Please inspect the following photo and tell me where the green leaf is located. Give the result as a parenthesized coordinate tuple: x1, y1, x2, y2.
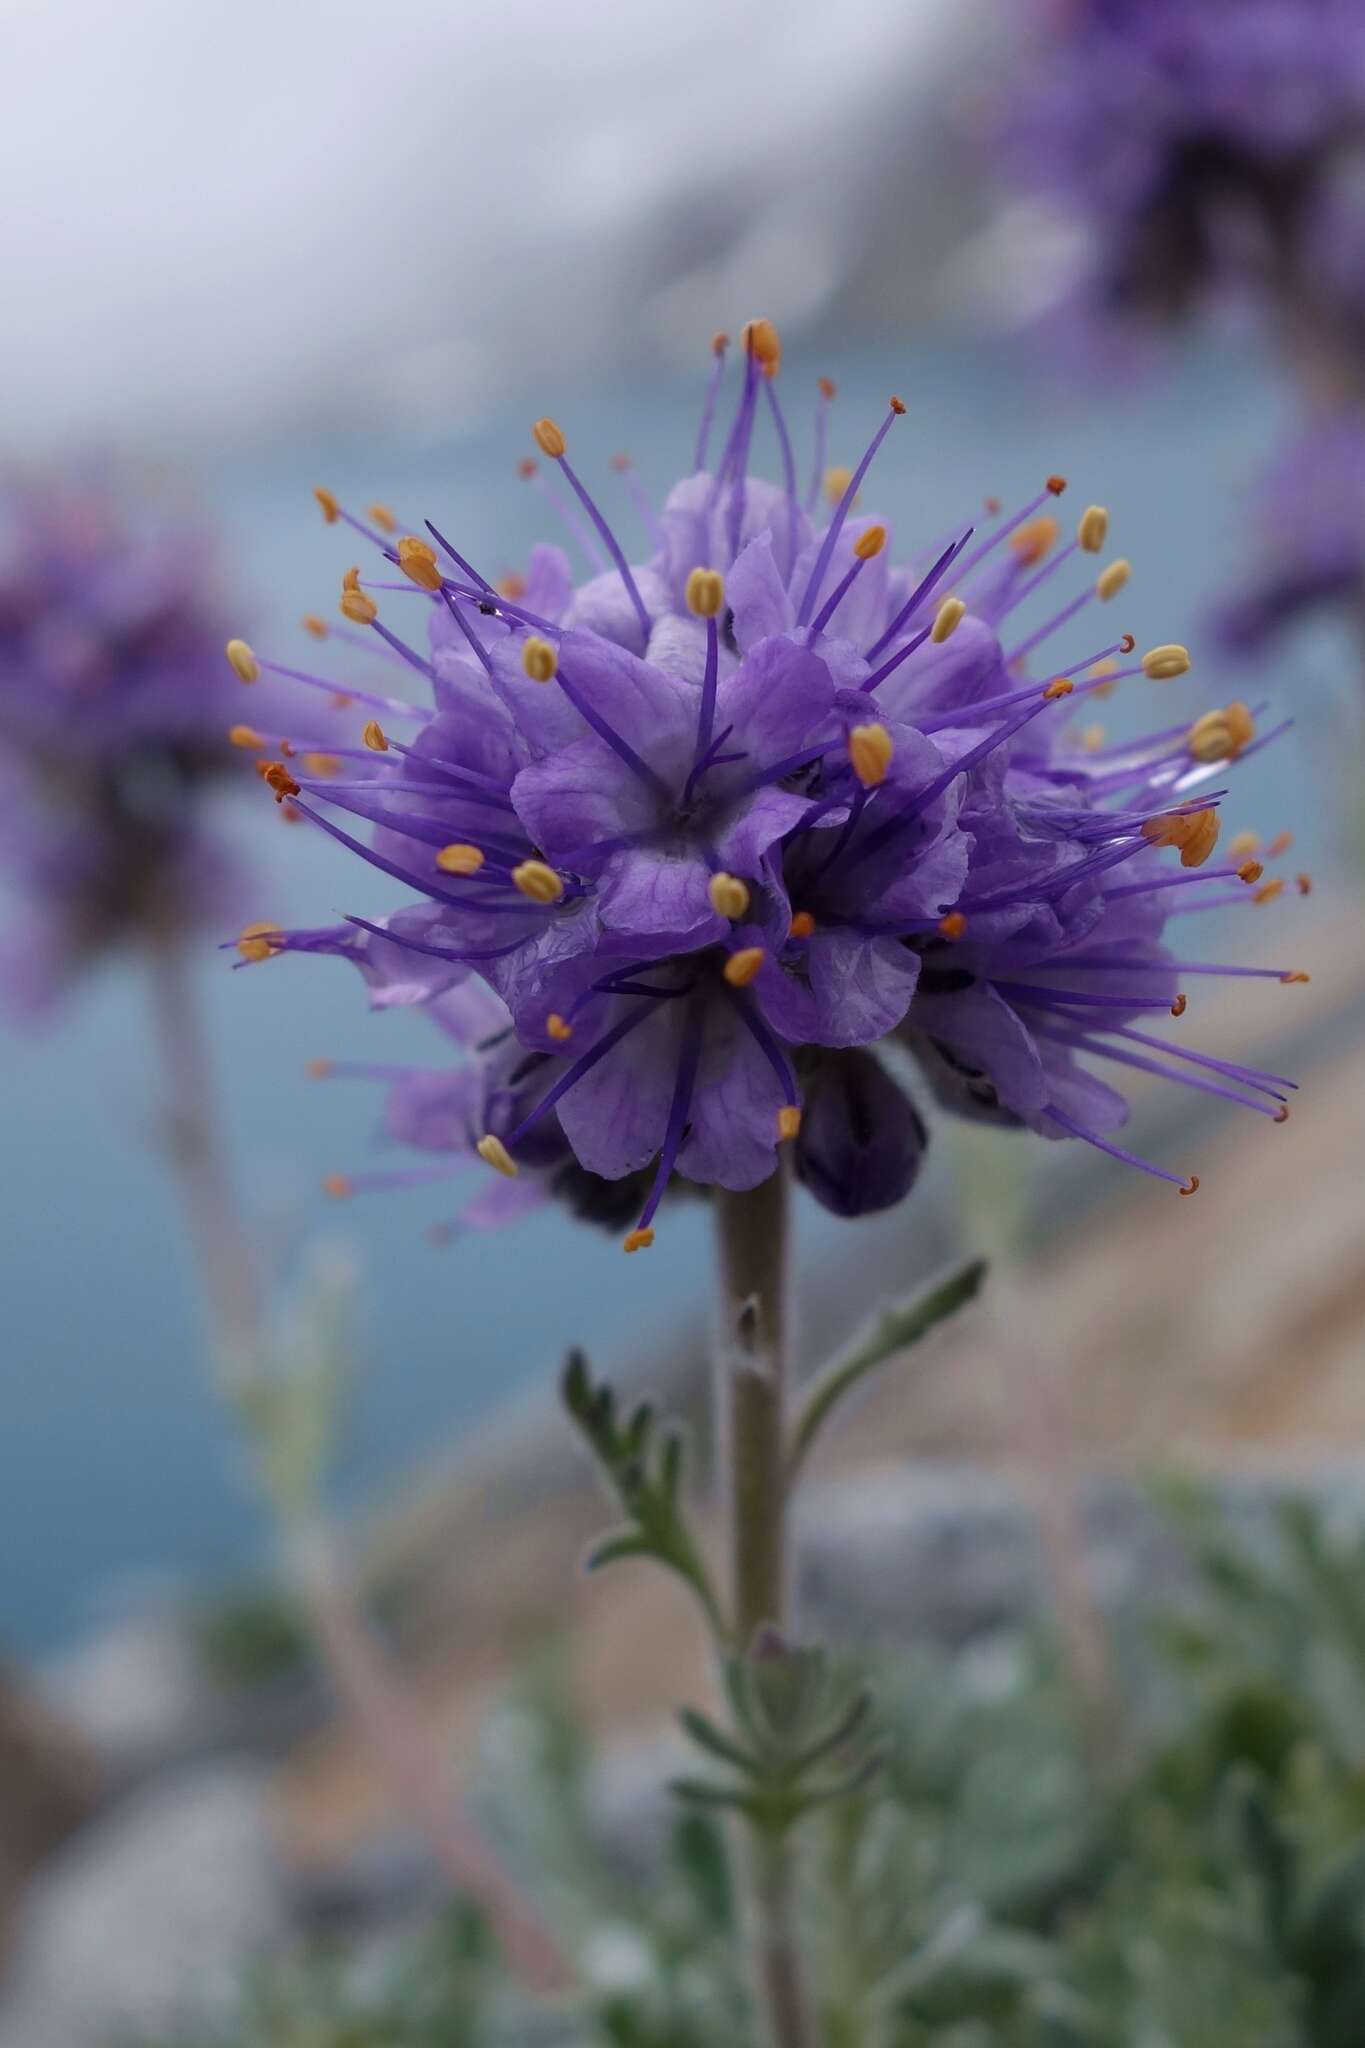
(788, 1258, 986, 1477)
(677, 1707, 763, 1775)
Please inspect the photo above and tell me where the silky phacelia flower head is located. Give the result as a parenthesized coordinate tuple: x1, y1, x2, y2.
(0, 474, 248, 1007)
(1214, 408, 1365, 652)
(999, 0, 1365, 339)
(232, 322, 1305, 1247)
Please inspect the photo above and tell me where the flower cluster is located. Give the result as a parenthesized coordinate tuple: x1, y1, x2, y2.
(1214, 408, 1365, 652)
(231, 323, 1304, 1248)
(999, 0, 1365, 337)
(0, 475, 247, 1007)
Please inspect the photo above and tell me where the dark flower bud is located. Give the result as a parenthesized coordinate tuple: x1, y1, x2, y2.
(795, 1049, 927, 1219)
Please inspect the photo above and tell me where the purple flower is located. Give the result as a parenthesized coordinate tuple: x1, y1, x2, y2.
(1213, 409, 1365, 652)
(0, 474, 250, 1007)
(234, 324, 1304, 1243)
(999, 0, 1365, 332)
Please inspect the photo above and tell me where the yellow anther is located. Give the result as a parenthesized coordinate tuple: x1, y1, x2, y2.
(712, 331, 730, 357)
(314, 487, 340, 524)
(1077, 504, 1109, 552)
(367, 503, 397, 533)
(302, 752, 341, 778)
(824, 464, 854, 506)
(623, 1227, 655, 1253)
(853, 523, 887, 561)
(1186, 701, 1255, 762)
(547, 1013, 573, 1042)
(777, 1106, 802, 1141)
(1237, 861, 1265, 884)
(685, 567, 725, 618)
(1010, 515, 1059, 566)
(890, 396, 907, 415)
(532, 417, 566, 459)
(789, 911, 816, 939)
(1228, 829, 1261, 857)
(723, 946, 765, 988)
(396, 534, 435, 563)
(1143, 807, 1220, 868)
(260, 761, 300, 800)
(931, 596, 966, 643)
(1266, 829, 1293, 857)
(435, 842, 485, 876)
(476, 1134, 518, 1178)
(1043, 677, 1074, 700)
(848, 721, 893, 787)
(341, 588, 378, 625)
(1253, 877, 1284, 905)
(1171, 993, 1187, 1017)
(301, 614, 329, 640)
(322, 1173, 353, 1198)
(1096, 559, 1131, 601)
(512, 859, 564, 905)
(225, 638, 260, 683)
(742, 317, 782, 376)
(399, 551, 442, 591)
(306, 1058, 334, 1078)
(497, 571, 527, 598)
(1280, 971, 1310, 984)
(228, 724, 264, 749)
(362, 720, 389, 752)
(1080, 723, 1105, 752)
(938, 912, 967, 940)
(708, 872, 751, 920)
(236, 921, 283, 963)
(342, 566, 361, 591)
(521, 635, 558, 682)
(1142, 642, 1191, 680)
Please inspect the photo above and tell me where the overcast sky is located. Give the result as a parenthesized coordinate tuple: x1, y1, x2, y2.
(0, 0, 975, 453)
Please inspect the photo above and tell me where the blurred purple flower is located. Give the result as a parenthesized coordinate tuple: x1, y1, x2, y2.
(0, 474, 252, 1007)
(1213, 408, 1365, 651)
(234, 325, 1304, 1244)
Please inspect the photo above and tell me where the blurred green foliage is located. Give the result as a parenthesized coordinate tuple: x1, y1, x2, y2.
(138, 1485, 1365, 2047)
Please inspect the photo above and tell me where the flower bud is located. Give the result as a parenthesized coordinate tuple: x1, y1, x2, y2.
(795, 1049, 928, 1219)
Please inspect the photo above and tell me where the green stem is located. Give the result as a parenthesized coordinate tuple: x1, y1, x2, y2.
(714, 1169, 819, 2048)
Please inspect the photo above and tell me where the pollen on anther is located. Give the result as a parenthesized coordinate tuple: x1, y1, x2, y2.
(547, 1013, 573, 1043)
(789, 911, 816, 940)
(1142, 642, 1191, 681)
(362, 720, 389, 752)
(228, 724, 263, 748)
(1011, 516, 1059, 566)
(512, 859, 564, 905)
(306, 1058, 333, 1079)
(521, 635, 558, 682)
(777, 1106, 801, 1141)
(931, 596, 966, 643)
(1046, 473, 1067, 495)
(1237, 861, 1264, 884)
(341, 589, 378, 625)
(938, 912, 967, 940)
(1096, 560, 1131, 601)
(368, 503, 396, 533)
(724, 947, 765, 988)
(1253, 878, 1284, 905)
(302, 753, 341, 778)
(323, 1173, 352, 1199)
(314, 487, 340, 524)
(853, 524, 887, 561)
(1171, 993, 1187, 1017)
(260, 762, 300, 801)
(1178, 1175, 1200, 1197)
(1280, 971, 1311, 984)
(236, 921, 283, 963)
(708, 872, 750, 920)
(712, 331, 729, 357)
(848, 721, 893, 787)
(824, 465, 855, 506)
(1267, 830, 1293, 857)
(685, 568, 725, 618)
(225, 638, 260, 683)
(397, 536, 442, 591)
(890, 395, 907, 415)
(742, 318, 782, 375)
(1043, 677, 1074, 700)
(1078, 504, 1108, 552)
(476, 1135, 518, 1178)
(436, 843, 484, 876)
(532, 418, 567, 459)
(623, 1227, 655, 1253)
(302, 614, 328, 640)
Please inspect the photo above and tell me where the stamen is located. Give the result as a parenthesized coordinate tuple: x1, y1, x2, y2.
(1253, 878, 1283, 905)
(864, 528, 973, 664)
(686, 568, 725, 617)
(931, 596, 966, 643)
(778, 1106, 801, 1141)
(396, 536, 443, 592)
(1046, 475, 1067, 495)
(314, 488, 340, 523)
(236, 921, 283, 963)
(307, 1059, 334, 1078)
(341, 588, 378, 626)
(225, 639, 260, 683)
(302, 615, 329, 639)
(1078, 505, 1108, 552)
(228, 724, 263, 748)
(362, 720, 389, 751)
(323, 1173, 352, 1197)
(260, 762, 301, 802)
(1045, 1103, 1195, 1191)
(938, 912, 967, 939)
(1043, 677, 1074, 700)
(529, 417, 652, 642)
(511, 860, 564, 905)
(1296, 873, 1313, 896)
(624, 1229, 655, 1253)
(789, 911, 816, 939)
(811, 529, 883, 634)
(694, 332, 730, 471)
(436, 843, 484, 876)
(301, 753, 341, 778)
(368, 503, 397, 533)
(1171, 993, 1187, 1016)
(806, 379, 835, 513)
(1142, 643, 1191, 680)
(547, 1013, 573, 1042)
(708, 873, 751, 919)
(742, 318, 782, 376)
(848, 722, 893, 787)
(724, 947, 765, 988)
(476, 1135, 518, 1178)
(1096, 560, 1131, 601)
(1228, 829, 1260, 857)
(824, 466, 854, 506)
(522, 635, 558, 682)
(1187, 702, 1255, 761)
(1267, 830, 1293, 857)
(796, 399, 905, 626)
(1142, 807, 1219, 867)
(624, 996, 708, 1250)
(1009, 515, 1059, 567)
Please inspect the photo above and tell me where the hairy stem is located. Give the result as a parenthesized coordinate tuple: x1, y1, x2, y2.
(145, 939, 569, 1994)
(714, 1168, 819, 2048)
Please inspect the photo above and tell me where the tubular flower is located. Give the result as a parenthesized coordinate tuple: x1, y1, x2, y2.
(0, 475, 251, 1007)
(998, 0, 1365, 340)
(238, 324, 1302, 1241)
